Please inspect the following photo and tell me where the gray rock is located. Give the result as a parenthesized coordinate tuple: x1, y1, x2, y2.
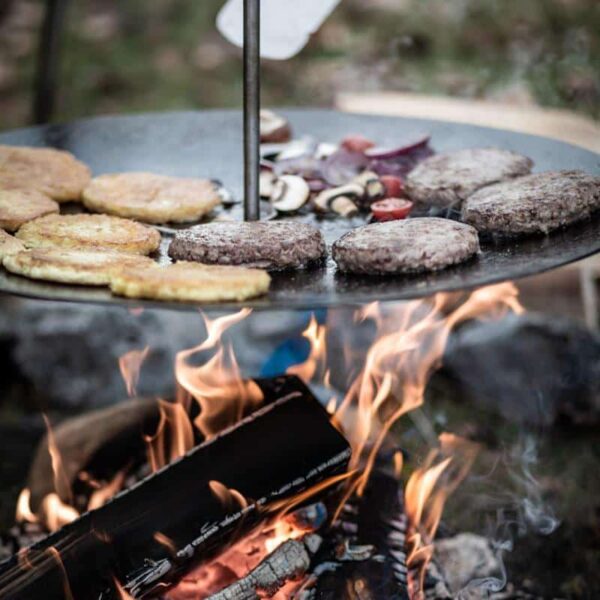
(0, 298, 308, 411)
(1, 299, 203, 409)
(435, 533, 501, 596)
(440, 313, 600, 427)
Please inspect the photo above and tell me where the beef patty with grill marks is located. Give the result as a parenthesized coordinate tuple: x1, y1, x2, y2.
(168, 221, 326, 270)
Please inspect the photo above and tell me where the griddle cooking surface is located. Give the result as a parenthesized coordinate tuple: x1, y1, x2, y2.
(0, 109, 598, 312)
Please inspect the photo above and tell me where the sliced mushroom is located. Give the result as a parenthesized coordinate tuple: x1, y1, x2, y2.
(353, 170, 385, 201)
(260, 109, 292, 143)
(314, 182, 364, 216)
(316, 142, 338, 160)
(211, 179, 236, 205)
(331, 196, 359, 217)
(260, 169, 277, 199)
(271, 175, 310, 213)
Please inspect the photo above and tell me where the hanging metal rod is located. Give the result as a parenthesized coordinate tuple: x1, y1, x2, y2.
(243, 0, 261, 221)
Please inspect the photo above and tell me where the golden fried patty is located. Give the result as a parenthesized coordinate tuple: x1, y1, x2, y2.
(3, 248, 156, 286)
(110, 261, 270, 303)
(0, 188, 59, 232)
(15, 214, 161, 255)
(0, 145, 91, 202)
(82, 172, 221, 224)
(0, 229, 25, 260)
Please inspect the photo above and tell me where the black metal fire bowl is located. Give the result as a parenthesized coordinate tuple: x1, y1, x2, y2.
(0, 109, 598, 312)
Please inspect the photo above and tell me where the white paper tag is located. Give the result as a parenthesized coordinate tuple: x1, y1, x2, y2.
(217, 0, 341, 60)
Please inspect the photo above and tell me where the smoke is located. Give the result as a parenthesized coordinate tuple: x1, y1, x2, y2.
(507, 435, 560, 537)
(456, 434, 559, 597)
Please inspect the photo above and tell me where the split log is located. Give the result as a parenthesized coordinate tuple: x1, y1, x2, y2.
(0, 377, 350, 600)
(207, 535, 321, 600)
(28, 398, 161, 511)
(26, 374, 304, 511)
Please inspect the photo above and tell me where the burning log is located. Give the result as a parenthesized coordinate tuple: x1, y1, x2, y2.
(0, 377, 350, 600)
(27, 398, 161, 511)
(310, 470, 411, 600)
(206, 535, 322, 600)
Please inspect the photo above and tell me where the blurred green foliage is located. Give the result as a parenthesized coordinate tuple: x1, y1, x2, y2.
(0, 0, 597, 129)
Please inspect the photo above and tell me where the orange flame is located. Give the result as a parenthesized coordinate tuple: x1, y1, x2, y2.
(154, 531, 178, 556)
(405, 433, 479, 597)
(145, 400, 195, 473)
(15, 489, 38, 524)
(43, 414, 72, 505)
(40, 494, 79, 532)
(47, 546, 74, 600)
(15, 283, 524, 600)
(287, 314, 327, 383)
(119, 346, 150, 397)
(330, 282, 521, 501)
(175, 310, 263, 439)
(88, 470, 128, 511)
(209, 480, 248, 511)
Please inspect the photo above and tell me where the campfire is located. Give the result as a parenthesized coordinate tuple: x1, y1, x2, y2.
(1, 283, 526, 599)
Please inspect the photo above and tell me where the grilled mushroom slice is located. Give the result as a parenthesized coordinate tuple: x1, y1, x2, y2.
(353, 171, 385, 202)
(271, 175, 310, 213)
(314, 183, 364, 217)
(260, 109, 292, 143)
(260, 168, 277, 199)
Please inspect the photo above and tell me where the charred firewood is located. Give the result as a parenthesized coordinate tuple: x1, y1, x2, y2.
(422, 559, 452, 599)
(27, 375, 306, 512)
(309, 470, 410, 600)
(407, 536, 452, 599)
(0, 377, 350, 600)
(206, 534, 321, 600)
(27, 398, 161, 511)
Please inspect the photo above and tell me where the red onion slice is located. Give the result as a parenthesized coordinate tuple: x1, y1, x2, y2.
(364, 134, 431, 160)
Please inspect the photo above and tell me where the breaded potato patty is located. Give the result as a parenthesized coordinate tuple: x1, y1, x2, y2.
(3, 248, 156, 286)
(82, 172, 221, 224)
(15, 214, 161, 255)
(0, 188, 59, 231)
(0, 145, 91, 202)
(0, 229, 25, 260)
(110, 261, 271, 303)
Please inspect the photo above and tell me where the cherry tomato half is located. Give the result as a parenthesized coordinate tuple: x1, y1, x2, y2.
(371, 198, 413, 221)
(341, 135, 376, 153)
(380, 175, 404, 198)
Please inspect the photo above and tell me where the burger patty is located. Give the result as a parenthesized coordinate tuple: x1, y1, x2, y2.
(168, 221, 326, 270)
(405, 148, 533, 208)
(462, 170, 600, 235)
(332, 217, 480, 275)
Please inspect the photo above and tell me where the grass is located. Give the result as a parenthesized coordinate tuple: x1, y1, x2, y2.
(0, 0, 598, 130)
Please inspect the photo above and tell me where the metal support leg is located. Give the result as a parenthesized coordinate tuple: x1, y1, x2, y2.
(33, 0, 69, 124)
(243, 0, 261, 221)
